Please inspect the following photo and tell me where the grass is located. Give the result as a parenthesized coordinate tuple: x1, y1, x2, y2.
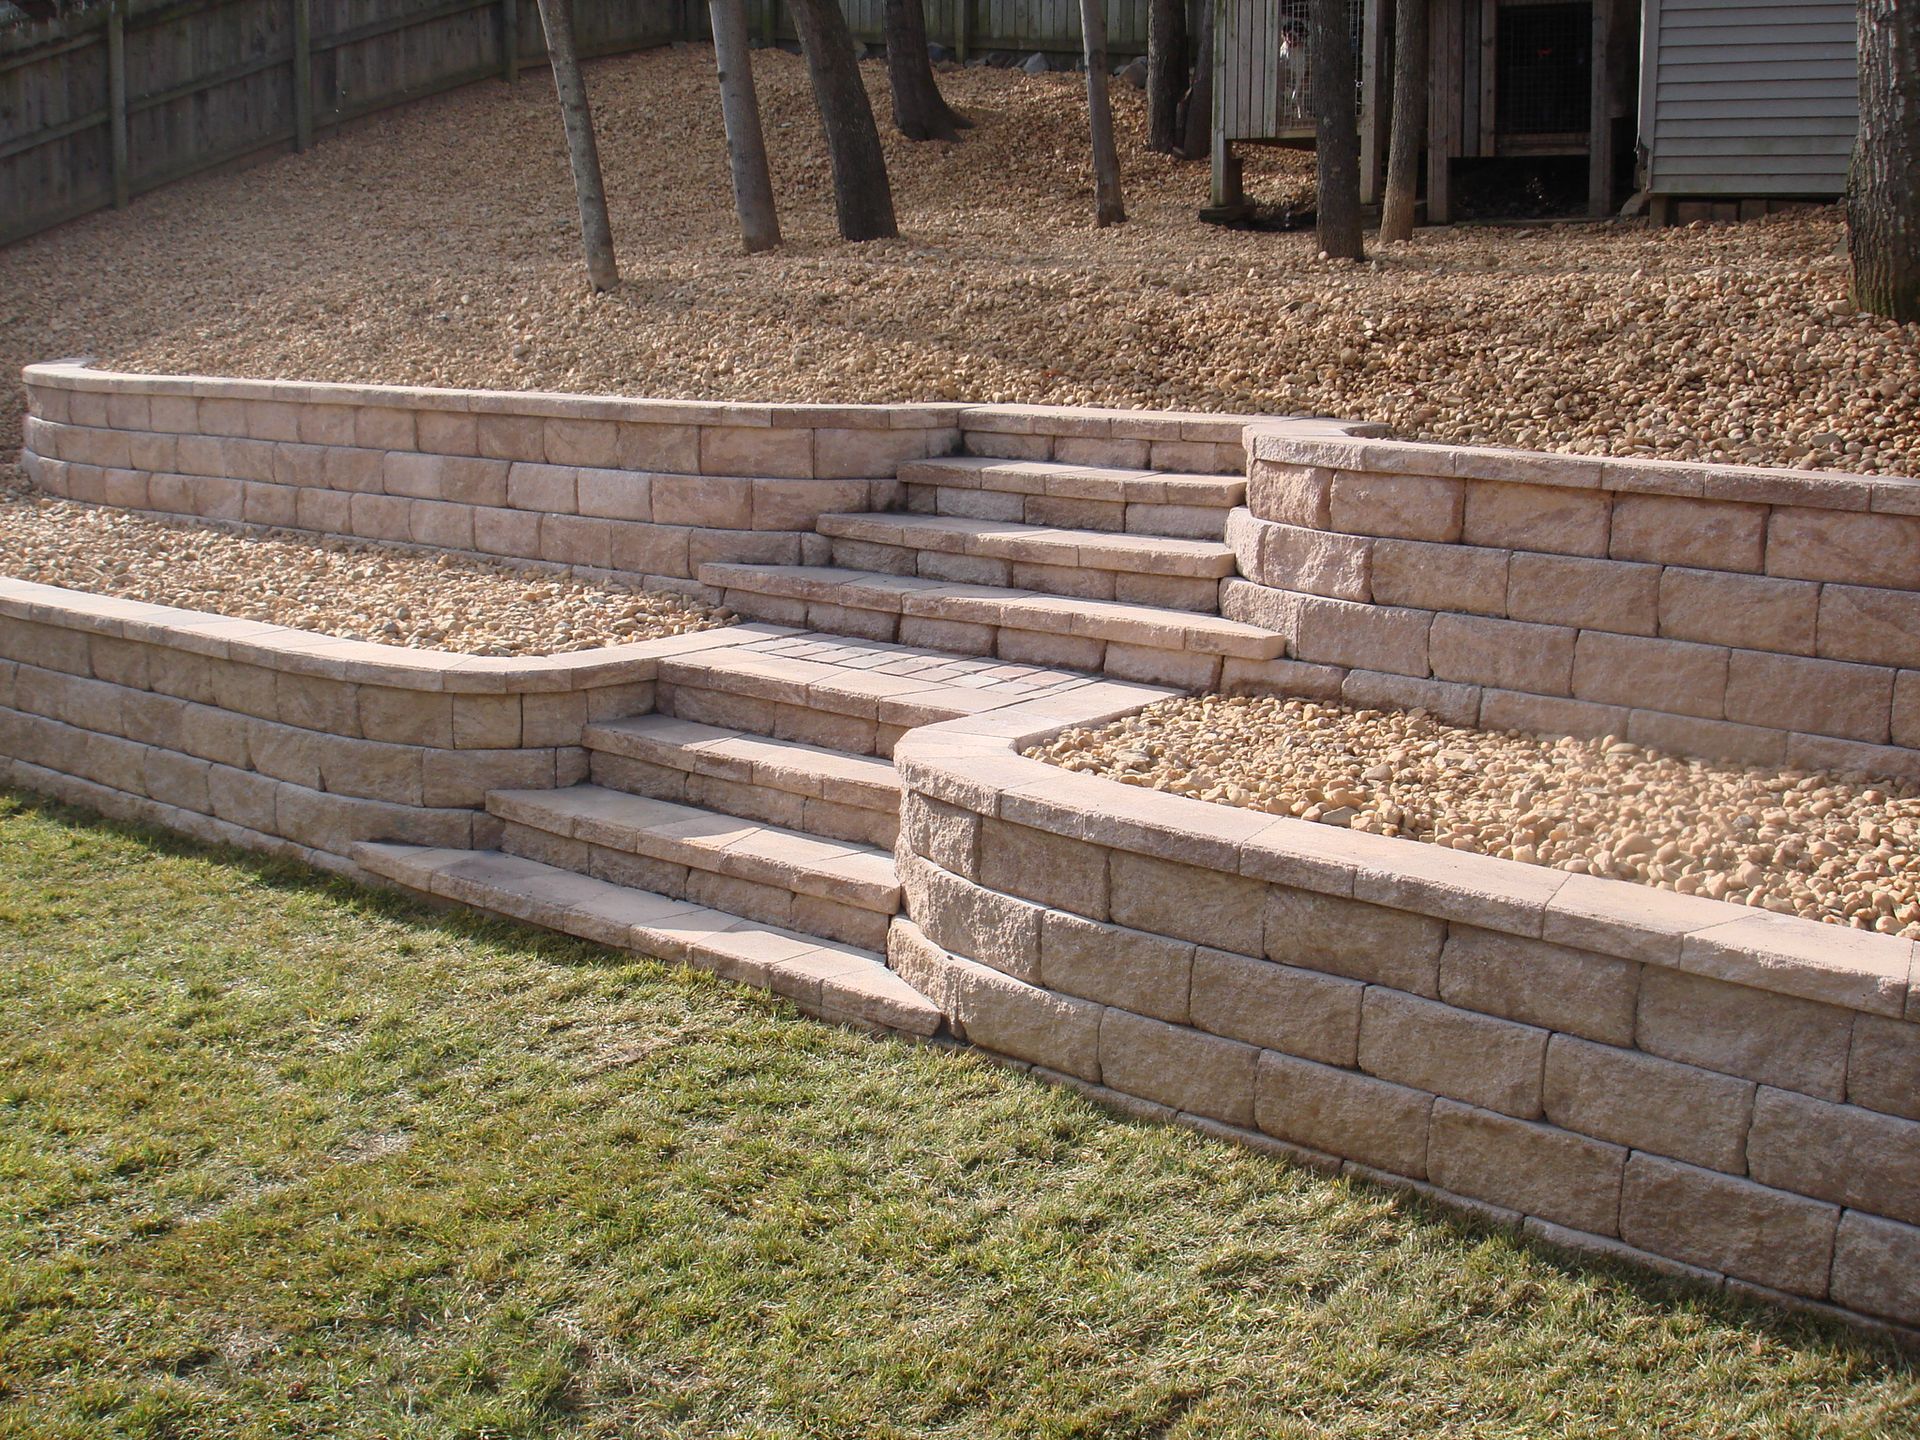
(0, 790, 1915, 1439)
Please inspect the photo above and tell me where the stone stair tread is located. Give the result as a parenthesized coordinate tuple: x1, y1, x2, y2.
(352, 843, 940, 1036)
(585, 714, 902, 811)
(699, 564, 1286, 660)
(488, 784, 902, 912)
(815, 512, 1237, 576)
(900, 456, 1245, 505)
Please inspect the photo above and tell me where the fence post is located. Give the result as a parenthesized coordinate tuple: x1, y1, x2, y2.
(293, 0, 313, 150)
(956, 0, 971, 61)
(107, 0, 128, 207)
(503, 0, 519, 81)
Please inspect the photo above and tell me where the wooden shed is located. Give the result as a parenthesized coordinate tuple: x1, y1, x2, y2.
(1638, 0, 1857, 220)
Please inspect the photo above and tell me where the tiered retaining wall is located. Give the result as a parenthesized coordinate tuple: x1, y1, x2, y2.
(1226, 426, 1920, 778)
(888, 708, 1920, 1339)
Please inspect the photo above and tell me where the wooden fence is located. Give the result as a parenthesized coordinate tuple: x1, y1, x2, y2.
(0, 0, 1149, 248)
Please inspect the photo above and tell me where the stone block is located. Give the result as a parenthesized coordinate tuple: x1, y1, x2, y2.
(1723, 650, 1892, 744)
(611, 522, 693, 578)
(1248, 517, 1374, 602)
(1099, 1009, 1259, 1125)
(654, 474, 754, 529)
(149, 394, 200, 435)
(1572, 631, 1728, 719)
(127, 431, 180, 474)
(507, 462, 577, 513)
(1054, 436, 1150, 469)
(385, 453, 510, 507)
(1188, 948, 1362, 1066)
(964, 429, 1053, 462)
(1477, 689, 1627, 742)
(1619, 1153, 1837, 1297)
(1251, 464, 1328, 526)
(699, 425, 812, 479)
(1429, 613, 1576, 696)
(540, 515, 613, 569)
(1543, 1034, 1754, 1172)
(977, 817, 1109, 920)
(1428, 1099, 1626, 1235)
(1040, 909, 1195, 1023)
(1506, 553, 1659, 636)
(1635, 966, 1852, 1101)
(422, 748, 557, 808)
(1768, 507, 1920, 590)
(1328, 470, 1464, 542)
(1255, 1050, 1433, 1178)
(995, 628, 1105, 671)
(219, 436, 277, 482)
(1438, 926, 1638, 1045)
(1830, 1212, 1920, 1326)
(752, 477, 867, 531)
(1288, 595, 1433, 677)
(900, 791, 979, 875)
(1747, 1086, 1920, 1225)
(1462, 481, 1611, 558)
(545, 418, 620, 469)
(815, 426, 938, 479)
(416, 410, 479, 456)
(358, 687, 454, 747)
(1817, 585, 1920, 670)
(1108, 849, 1265, 955)
(899, 853, 1042, 981)
(322, 446, 386, 493)
(353, 406, 416, 451)
(1341, 669, 1483, 726)
(477, 412, 547, 463)
(207, 765, 280, 832)
(1358, 988, 1548, 1118)
(1370, 539, 1510, 617)
(295, 403, 355, 446)
(1264, 885, 1445, 995)
(451, 693, 522, 749)
(1611, 494, 1765, 572)
(1658, 569, 1819, 655)
(410, 500, 475, 551)
(1624, 708, 1787, 767)
(952, 949, 1104, 1081)
(617, 422, 700, 473)
(1848, 1014, 1920, 1122)
(349, 492, 413, 542)
(473, 506, 543, 559)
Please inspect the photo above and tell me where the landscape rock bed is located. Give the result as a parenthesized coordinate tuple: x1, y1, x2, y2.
(1, 48, 1916, 476)
(1031, 694, 1920, 937)
(0, 485, 732, 655)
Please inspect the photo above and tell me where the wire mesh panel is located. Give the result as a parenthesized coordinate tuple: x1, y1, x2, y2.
(1495, 0, 1592, 135)
(1216, 0, 1364, 141)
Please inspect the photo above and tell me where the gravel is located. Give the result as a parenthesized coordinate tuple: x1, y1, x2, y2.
(0, 47, 1914, 475)
(1032, 695, 1920, 937)
(0, 490, 731, 655)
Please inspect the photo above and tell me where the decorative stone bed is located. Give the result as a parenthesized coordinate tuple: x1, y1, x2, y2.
(5, 361, 1917, 1341)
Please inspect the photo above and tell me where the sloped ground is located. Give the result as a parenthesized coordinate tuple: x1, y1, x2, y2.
(0, 44, 1913, 479)
(2, 793, 1916, 1437)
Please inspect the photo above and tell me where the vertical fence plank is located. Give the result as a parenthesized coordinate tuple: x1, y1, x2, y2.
(106, 0, 128, 207)
(294, 0, 314, 149)
(503, 0, 520, 80)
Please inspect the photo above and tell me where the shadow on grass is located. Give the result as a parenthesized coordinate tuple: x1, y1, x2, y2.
(3, 782, 1915, 1376)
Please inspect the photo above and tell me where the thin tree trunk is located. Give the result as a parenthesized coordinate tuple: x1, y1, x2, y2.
(534, 0, 617, 290)
(788, 0, 899, 240)
(1080, 0, 1125, 225)
(1850, 0, 1920, 321)
(1146, 0, 1185, 154)
(1310, 0, 1363, 259)
(1180, 0, 1212, 161)
(1379, 0, 1425, 242)
(710, 0, 782, 252)
(884, 0, 970, 140)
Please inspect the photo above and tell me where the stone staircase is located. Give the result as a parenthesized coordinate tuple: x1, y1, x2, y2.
(356, 452, 1260, 1036)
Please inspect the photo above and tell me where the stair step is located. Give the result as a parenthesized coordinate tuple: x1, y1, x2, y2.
(353, 843, 940, 1037)
(819, 513, 1235, 578)
(699, 564, 1286, 684)
(584, 714, 901, 848)
(489, 786, 901, 914)
(898, 458, 1243, 541)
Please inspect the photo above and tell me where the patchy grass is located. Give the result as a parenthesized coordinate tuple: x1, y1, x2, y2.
(0, 790, 1914, 1439)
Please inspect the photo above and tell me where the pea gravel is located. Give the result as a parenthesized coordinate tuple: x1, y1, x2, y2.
(0, 47, 1915, 477)
(1033, 694, 1920, 937)
(0, 490, 731, 655)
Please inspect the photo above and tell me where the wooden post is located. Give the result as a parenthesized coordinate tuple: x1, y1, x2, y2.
(504, 0, 520, 82)
(1358, 0, 1386, 205)
(107, 0, 129, 208)
(760, 0, 777, 47)
(293, 0, 313, 151)
(1587, 0, 1613, 216)
(1426, 0, 1453, 223)
(956, 0, 971, 62)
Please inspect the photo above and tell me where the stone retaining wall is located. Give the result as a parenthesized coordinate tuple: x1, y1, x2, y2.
(1227, 427, 1920, 777)
(888, 707, 1920, 1339)
(16, 364, 1253, 601)
(0, 575, 766, 874)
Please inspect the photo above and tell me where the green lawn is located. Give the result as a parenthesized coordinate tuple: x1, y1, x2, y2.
(0, 790, 1915, 1439)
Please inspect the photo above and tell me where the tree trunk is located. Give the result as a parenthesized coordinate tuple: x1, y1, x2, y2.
(533, 0, 618, 290)
(1180, 0, 1212, 161)
(1080, 0, 1125, 225)
(788, 0, 899, 240)
(1310, 0, 1363, 259)
(1379, 0, 1425, 242)
(1850, 0, 1920, 321)
(884, 0, 970, 141)
(710, 0, 782, 253)
(1146, 0, 1186, 154)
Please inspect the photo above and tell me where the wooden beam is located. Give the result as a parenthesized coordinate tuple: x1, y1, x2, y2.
(106, 0, 128, 208)
(293, 0, 313, 151)
(1588, 0, 1612, 215)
